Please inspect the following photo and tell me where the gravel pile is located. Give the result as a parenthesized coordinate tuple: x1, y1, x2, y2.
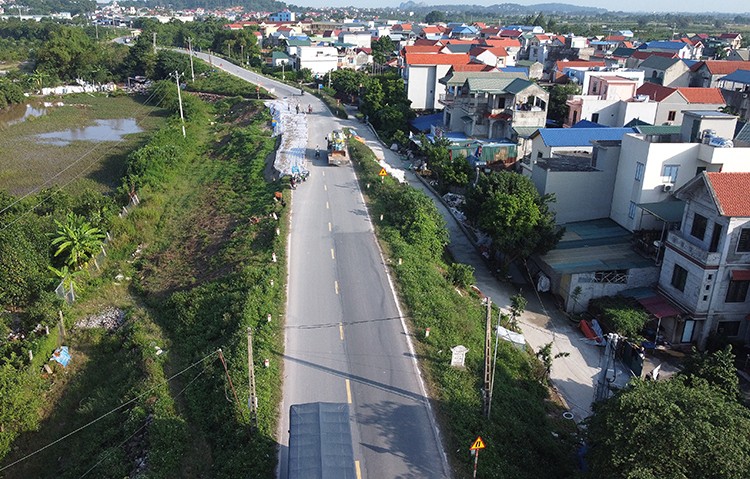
(76, 307, 125, 331)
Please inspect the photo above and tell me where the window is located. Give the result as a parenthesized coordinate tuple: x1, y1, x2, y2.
(591, 113, 600, 123)
(635, 162, 645, 181)
(667, 110, 676, 121)
(717, 321, 741, 336)
(628, 201, 637, 219)
(690, 213, 708, 240)
(726, 280, 750, 303)
(671, 264, 688, 292)
(663, 164, 679, 182)
(709, 223, 723, 252)
(737, 228, 750, 252)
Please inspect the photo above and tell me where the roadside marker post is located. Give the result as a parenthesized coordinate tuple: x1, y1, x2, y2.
(470, 436, 485, 478)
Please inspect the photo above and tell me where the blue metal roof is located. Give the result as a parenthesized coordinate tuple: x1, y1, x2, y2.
(645, 41, 685, 50)
(571, 120, 605, 129)
(720, 69, 750, 85)
(409, 113, 443, 132)
(537, 127, 636, 147)
(499, 66, 529, 73)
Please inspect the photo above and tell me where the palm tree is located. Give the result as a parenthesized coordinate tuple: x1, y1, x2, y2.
(50, 213, 106, 270)
(29, 69, 49, 94)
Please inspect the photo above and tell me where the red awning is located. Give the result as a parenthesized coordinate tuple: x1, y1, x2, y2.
(638, 295, 681, 319)
(730, 269, 750, 281)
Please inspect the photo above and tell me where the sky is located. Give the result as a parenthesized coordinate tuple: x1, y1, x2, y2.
(290, 0, 750, 14)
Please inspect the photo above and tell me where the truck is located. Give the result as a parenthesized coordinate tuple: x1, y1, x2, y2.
(326, 130, 350, 166)
(287, 402, 356, 479)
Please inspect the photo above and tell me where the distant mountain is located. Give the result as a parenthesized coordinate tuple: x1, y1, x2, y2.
(398, 2, 607, 15)
(117, 0, 286, 12)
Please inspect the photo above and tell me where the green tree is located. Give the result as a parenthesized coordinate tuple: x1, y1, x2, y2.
(121, 32, 157, 78)
(33, 26, 99, 82)
(50, 212, 105, 270)
(382, 186, 448, 259)
(464, 172, 562, 268)
(547, 83, 580, 126)
(360, 79, 384, 118)
(586, 377, 750, 479)
(424, 10, 446, 24)
(372, 35, 395, 64)
(679, 346, 740, 400)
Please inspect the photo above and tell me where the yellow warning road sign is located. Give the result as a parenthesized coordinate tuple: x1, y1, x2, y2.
(378, 168, 387, 177)
(470, 436, 486, 451)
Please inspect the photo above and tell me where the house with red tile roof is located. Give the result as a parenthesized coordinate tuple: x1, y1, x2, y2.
(718, 33, 743, 50)
(690, 60, 750, 87)
(469, 46, 508, 68)
(660, 168, 750, 348)
(403, 53, 473, 109)
(626, 50, 679, 69)
(483, 38, 522, 65)
(635, 84, 726, 124)
(553, 60, 607, 83)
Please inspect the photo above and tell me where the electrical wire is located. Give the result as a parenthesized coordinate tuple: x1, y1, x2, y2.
(77, 361, 213, 478)
(0, 349, 220, 473)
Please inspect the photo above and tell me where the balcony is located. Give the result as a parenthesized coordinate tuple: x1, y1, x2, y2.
(438, 93, 455, 106)
(666, 230, 722, 266)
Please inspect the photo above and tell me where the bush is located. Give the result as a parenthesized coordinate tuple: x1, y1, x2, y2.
(589, 295, 650, 338)
(447, 263, 475, 288)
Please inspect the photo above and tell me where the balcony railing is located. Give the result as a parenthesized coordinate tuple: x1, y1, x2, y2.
(438, 93, 455, 105)
(666, 230, 722, 266)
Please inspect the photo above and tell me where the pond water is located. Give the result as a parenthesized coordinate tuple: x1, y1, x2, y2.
(0, 102, 48, 128)
(35, 118, 143, 146)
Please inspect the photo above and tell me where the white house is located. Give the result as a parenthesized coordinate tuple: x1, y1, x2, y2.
(658, 172, 750, 348)
(297, 46, 339, 75)
(403, 52, 471, 110)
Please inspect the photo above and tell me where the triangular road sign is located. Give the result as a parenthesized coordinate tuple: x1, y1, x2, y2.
(470, 436, 485, 450)
(378, 168, 387, 177)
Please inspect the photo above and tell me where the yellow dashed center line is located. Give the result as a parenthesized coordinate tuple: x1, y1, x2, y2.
(339, 323, 344, 340)
(355, 460, 362, 479)
(345, 379, 352, 404)
(334, 281, 339, 295)
(331, 248, 335, 260)
(326, 201, 330, 209)
(328, 222, 332, 232)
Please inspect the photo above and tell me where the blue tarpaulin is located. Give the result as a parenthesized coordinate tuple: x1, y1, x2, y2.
(410, 113, 443, 132)
(51, 346, 71, 367)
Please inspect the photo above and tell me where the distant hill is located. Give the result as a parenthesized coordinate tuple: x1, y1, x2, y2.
(398, 2, 608, 15)
(18, 0, 97, 15)
(118, 0, 286, 11)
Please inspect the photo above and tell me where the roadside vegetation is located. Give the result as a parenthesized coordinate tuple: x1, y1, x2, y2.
(1, 65, 285, 477)
(348, 138, 580, 479)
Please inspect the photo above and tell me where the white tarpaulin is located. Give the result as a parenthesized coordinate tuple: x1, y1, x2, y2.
(267, 99, 308, 177)
(497, 325, 525, 351)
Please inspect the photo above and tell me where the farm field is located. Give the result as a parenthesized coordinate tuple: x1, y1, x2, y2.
(0, 93, 166, 197)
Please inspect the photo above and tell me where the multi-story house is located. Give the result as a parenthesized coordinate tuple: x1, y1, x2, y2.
(690, 60, 750, 87)
(717, 69, 750, 122)
(658, 172, 750, 348)
(402, 52, 471, 110)
(564, 75, 656, 128)
(440, 72, 548, 146)
(635, 83, 727, 125)
(639, 56, 691, 88)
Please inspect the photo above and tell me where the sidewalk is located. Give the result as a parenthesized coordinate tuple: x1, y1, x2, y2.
(349, 121, 631, 421)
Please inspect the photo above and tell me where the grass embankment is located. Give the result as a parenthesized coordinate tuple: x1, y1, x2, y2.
(0, 93, 164, 196)
(1, 94, 286, 478)
(348, 139, 580, 479)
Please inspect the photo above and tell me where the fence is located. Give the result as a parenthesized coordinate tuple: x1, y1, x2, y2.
(54, 192, 140, 303)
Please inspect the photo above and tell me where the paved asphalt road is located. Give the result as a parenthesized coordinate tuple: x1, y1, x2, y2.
(188, 52, 450, 479)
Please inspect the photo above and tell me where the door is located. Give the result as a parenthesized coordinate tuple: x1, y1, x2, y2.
(681, 319, 695, 343)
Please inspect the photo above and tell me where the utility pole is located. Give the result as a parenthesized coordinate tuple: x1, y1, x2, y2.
(152, 32, 157, 54)
(95, 22, 99, 40)
(282, 61, 285, 80)
(187, 37, 195, 82)
(482, 297, 492, 417)
(172, 71, 186, 138)
(487, 309, 502, 419)
(247, 327, 258, 429)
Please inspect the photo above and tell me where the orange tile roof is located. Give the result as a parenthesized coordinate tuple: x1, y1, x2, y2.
(605, 35, 626, 42)
(482, 38, 521, 48)
(696, 60, 750, 75)
(405, 53, 472, 66)
(675, 88, 726, 104)
(403, 45, 442, 54)
(636, 83, 676, 102)
(706, 173, 750, 217)
(413, 38, 441, 46)
(421, 26, 442, 34)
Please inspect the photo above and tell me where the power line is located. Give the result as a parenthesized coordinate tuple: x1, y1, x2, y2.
(0, 349, 220, 473)
(78, 361, 213, 478)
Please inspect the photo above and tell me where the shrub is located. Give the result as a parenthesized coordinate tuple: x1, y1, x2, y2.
(589, 295, 650, 338)
(447, 263, 475, 288)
